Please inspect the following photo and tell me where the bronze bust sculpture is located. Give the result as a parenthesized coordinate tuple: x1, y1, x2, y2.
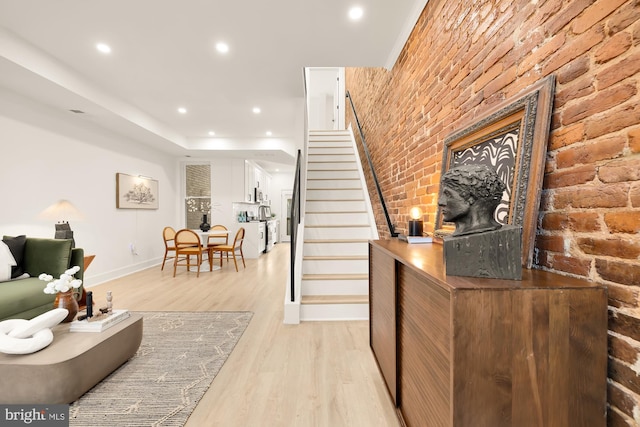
(438, 164, 506, 236)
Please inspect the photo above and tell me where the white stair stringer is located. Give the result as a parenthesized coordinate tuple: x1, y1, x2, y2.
(299, 129, 378, 321)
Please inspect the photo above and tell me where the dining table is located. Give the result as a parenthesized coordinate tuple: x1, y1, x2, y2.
(190, 229, 230, 272)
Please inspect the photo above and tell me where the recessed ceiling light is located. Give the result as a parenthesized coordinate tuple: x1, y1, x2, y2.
(266, 131, 272, 136)
(349, 6, 364, 21)
(96, 43, 111, 54)
(208, 131, 215, 136)
(252, 107, 261, 114)
(216, 42, 229, 54)
(178, 107, 187, 114)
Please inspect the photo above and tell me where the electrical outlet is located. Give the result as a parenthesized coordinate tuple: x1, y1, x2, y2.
(129, 243, 136, 254)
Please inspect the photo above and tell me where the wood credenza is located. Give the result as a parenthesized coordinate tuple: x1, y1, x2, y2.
(369, 239, 607, 427)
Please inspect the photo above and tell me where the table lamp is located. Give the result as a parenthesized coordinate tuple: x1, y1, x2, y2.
(39, 200, 84, 247)
(408, 207, 423, 237)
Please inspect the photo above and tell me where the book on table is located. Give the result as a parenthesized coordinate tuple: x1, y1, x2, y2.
(69, 309, 130, 332)
(398, 234, 433, 244)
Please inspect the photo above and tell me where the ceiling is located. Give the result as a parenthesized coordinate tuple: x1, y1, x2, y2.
(0, 0, 426, 172)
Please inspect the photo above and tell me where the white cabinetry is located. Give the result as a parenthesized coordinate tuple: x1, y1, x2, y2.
(239, 222, 265, 258)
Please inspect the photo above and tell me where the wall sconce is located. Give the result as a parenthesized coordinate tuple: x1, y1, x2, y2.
(38, 200, 84, 247)
(408, 207, 423, 237)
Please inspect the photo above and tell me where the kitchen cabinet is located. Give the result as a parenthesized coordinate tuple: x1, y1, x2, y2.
(238, 222, 265, 258)
(369, 239, 607, 427)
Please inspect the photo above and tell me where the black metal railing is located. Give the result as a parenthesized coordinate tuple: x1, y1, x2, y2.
(345, 90, 397, 237)
(290, 149, 302, 302)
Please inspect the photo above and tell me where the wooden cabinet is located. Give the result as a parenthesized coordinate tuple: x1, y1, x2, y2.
(369, 239, 607, 427)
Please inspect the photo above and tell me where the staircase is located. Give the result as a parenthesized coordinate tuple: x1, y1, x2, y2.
(300, 130, 377, 321)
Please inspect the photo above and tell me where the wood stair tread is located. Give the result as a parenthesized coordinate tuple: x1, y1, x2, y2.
(301, 295, 369, 305)
(304, 239, 369, 243)
(303, 255, 368, 260)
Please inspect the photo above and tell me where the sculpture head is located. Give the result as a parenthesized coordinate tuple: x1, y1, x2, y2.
(438, 164, 506, 236)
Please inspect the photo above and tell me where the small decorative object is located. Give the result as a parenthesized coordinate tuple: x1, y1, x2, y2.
(0, 309, 69, 354)
(86, 291, 93, 318)
(200, 214, 211, 232)
(106, 291, 113, 313)
(438, 164, 522, 280)
(40, 266, 83, 323)
(408, 207, 424, 237)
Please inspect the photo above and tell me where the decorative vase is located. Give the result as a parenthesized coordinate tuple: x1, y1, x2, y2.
(200, 214, 211, 232)
(53, 290, 79, 323)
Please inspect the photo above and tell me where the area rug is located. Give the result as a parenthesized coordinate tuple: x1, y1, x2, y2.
(69, 311, 253, 427)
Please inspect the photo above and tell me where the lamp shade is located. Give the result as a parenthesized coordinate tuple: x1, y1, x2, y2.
(39, 200, 84, 222)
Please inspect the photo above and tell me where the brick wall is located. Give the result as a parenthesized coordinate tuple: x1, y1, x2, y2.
(345, 0, 640, 424)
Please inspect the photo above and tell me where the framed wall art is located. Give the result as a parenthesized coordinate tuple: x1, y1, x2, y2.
(116, 173, 159, 209)
(435, 75, 556, 268)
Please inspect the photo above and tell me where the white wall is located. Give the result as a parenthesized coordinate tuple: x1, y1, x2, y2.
(0, 91, 179, 287)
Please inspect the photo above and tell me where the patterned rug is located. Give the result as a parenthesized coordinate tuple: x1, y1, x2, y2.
(69, 311, 252, 426)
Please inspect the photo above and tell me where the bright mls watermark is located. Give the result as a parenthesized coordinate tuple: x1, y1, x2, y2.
(0, 405, 68, 426)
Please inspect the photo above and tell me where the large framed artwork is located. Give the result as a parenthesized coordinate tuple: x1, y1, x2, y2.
(116, 173, 159, 209)
(435, 75, 556, 268)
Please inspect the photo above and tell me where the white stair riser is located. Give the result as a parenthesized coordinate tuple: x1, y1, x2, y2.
(300, 303, 369, 321)
(302, 259, 369, 275)
(304, 226, 374, 240)
(307, 162, 357, 171)
(302, 279, 369, 295)
(308, 147, 353, 155)
(306, 189, 363, 200)
(306, 212, 370, 226)
(303, 242, 369, 257)
(307, 179, 361, 190)
(306, 200, 367, 211)
(309, 133, 351, 141)
(307, 170, 360, 180)
(308, 154, 356, 162)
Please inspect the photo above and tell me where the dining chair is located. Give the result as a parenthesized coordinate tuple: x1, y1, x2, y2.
(207, 224, 229, 263)
(215, 227, 246, 272)
(161, 226, 177, 271)
(173, 229, 212, 277)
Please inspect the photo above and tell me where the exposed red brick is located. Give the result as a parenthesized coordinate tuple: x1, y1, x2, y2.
(607, 0, 640, 34)
(549, 123, 585, 150)
(607, 283, 639, 307)
(632, 185, 640, 207)
(543, 23, 605, 75)
(596, 259, 640, 286)
(630, 127, 640, 153)
(599, 157, 640, 182)
(572, 0, 628, 34)
(585, 103, 640, 138)
(605, 211, 640, 233)
(562, 83, 636, 125)
(544, 164, 597, 188)
(541, 212, 569, 231)
(543, 0, 595, 35)
(579, 237, 640, 258)
(608, 357, 640, 396)
(553, 184, 629, 209)
(554, 75, 596, 109)
(546, 253, 592, 276)
(595, 31, 632, 63)
(608, 408, 632, 427)
(608, 381, 637, 420)
(556, 56, 591, 85)
(518, 32, 566, 77)
(597, 50, 640, 89)
(568, 212, 602, 232)
(610, 309, 640, 342)
(535, 234, 565, 253)
(556, 136, 625, 168)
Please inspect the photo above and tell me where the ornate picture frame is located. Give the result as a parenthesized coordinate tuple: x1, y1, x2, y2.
(116, 173, 159, 209)
(435, 75, 555, 268)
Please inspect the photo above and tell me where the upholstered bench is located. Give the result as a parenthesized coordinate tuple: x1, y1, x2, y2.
(0, 313, 142, 404)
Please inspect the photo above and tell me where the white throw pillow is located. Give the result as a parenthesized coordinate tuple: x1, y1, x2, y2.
(0, 241, 16, 282)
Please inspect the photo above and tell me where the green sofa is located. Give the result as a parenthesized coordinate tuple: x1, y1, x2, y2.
(0, 236, 84, 321)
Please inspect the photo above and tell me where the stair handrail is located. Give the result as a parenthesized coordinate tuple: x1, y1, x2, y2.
(345, 90, 398, 237)
(290, 149, 302, 302)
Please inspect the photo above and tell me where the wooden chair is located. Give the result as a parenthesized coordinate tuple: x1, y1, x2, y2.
(173, 229, 212, 277)
(215, 227, 246, 272)
(161, 226, 176, 270)
(207, 224, 229, 262)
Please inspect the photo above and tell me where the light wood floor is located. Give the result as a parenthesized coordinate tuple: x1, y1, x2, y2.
(86, 242, 400, 427)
